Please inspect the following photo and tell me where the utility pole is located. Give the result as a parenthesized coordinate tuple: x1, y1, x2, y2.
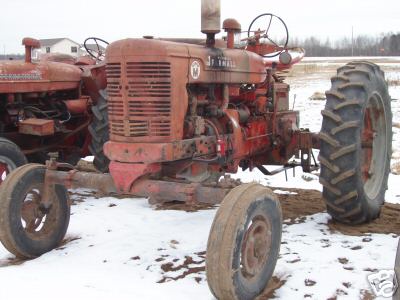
(3, 45, 5, 60)
(351, 26, 354, 57)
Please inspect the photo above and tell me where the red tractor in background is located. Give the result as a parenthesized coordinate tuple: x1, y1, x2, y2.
(0, 1, 392, 299)
(0, 37, 110, 181)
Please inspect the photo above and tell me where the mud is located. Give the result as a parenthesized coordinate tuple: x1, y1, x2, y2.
(272, 187, 400, 235)
(256, 276, 287, 299)
(156, 201, 215, 212)
(157, 252, 206, 284)
(0, 257, 25, 268)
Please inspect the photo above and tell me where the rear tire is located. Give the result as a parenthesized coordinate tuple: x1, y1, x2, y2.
(319, 61, 392, 224)
(206, 183, 282, 300)
(88, 90, 110, 173)
(0, 164, 70, 258)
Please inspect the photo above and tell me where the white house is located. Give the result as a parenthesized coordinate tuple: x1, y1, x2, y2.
(33, 38, 85, 59)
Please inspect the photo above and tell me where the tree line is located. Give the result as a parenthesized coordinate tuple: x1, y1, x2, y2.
(290, 33, 400, 57)
(1, 33, 400, 59)
(0, 54, 24, 60)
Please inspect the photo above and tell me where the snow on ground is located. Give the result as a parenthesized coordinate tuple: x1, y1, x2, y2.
(0, 57, 400, 300)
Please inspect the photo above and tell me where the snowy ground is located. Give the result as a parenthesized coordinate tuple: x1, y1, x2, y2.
(0, 57, 400, 300)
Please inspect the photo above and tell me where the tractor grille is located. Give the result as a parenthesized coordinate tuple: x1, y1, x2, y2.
(106, 63, 122, 98)
(107, 61, 172, 140)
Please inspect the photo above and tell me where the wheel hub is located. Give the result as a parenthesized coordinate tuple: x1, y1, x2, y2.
(20, 187, 54, 234)
(241, 216, 272, 278)
(361, 94, 387, 199)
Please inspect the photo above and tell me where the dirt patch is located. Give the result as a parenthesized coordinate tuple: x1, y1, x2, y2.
(272, 187, 400, 235)
(256, 276, 287, 299)
(0, 256, 26, 267)
(56, 236, 81, 250)
(328, 203, 400, 236)
(157, 254, 205, 283)
(309, 91, 326, 101)
(360, 289, 375, 300)
(304, 279, 317, 286)
(272, 187, 325, 224)
(155, 201, 216, 212)
(154, 186, 400, 235)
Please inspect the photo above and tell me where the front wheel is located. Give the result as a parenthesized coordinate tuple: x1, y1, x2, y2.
(206, 183, 282, 300)
(0, 164, 70, 258)
(319, 61, 392, 224)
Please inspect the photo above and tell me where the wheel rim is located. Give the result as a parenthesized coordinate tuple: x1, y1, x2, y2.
(361, 93, 387, 199)
(20, 183, 59, 239)
(0, 155, 17, 183)
(240, 215, 272, 278)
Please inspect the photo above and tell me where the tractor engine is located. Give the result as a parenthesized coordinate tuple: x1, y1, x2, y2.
(104, 36, 301, 193)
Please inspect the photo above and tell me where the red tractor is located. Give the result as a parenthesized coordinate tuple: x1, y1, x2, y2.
(0, 37, 110, 181)
(0, 1, 392, 299)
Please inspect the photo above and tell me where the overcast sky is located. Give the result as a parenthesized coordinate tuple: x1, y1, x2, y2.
(1, 0, 399, 54)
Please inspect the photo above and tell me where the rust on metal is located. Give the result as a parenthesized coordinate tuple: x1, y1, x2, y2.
(241, 216, 271, 278)
(25, 7, 318, 207)
(18, 118, 55, 136)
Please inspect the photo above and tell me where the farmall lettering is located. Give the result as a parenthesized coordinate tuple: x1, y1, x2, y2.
(206, 55, 236, 68)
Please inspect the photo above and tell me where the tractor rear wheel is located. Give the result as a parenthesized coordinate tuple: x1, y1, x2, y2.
(0, 138, 27, 184)
(88, 90, 110, 173)
(319, 61, 392, 224)
(206, 183, 282, 300)
(0, 164, 70, 258)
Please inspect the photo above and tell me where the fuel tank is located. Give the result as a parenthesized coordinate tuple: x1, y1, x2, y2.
(0, 60, 82, 93)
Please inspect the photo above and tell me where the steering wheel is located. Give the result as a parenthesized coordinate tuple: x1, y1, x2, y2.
(83, 37, 109, 61)
(247, 13, 289, 58)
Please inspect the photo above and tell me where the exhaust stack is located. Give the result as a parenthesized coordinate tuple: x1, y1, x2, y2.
(22, 38, 40, 63)
(201, 0, 220, 47)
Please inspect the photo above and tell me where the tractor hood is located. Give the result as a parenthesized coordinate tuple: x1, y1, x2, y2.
(106, 38, 267, 84)
(0, 60, 82, 93)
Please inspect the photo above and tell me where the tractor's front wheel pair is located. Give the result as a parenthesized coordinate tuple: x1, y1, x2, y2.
(0, 172, 281, 300)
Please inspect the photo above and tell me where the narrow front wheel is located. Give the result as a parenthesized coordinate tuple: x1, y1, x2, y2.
(0, 164, 70, 258)
(206, 183, 282, 300)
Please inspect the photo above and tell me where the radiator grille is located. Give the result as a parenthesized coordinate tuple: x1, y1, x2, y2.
(106, 63, 121, 79)
(108, 61, 172, 139)
(106, 63, 122, 98)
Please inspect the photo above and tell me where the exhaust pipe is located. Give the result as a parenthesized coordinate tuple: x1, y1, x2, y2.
(201, 0, 220, 47)
(22, 38, 40, 63)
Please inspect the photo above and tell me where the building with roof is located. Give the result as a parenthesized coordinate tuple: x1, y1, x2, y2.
(33, 38, 85, 59)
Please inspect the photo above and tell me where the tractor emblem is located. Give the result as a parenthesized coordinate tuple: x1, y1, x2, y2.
(190, 60, 201, 79)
